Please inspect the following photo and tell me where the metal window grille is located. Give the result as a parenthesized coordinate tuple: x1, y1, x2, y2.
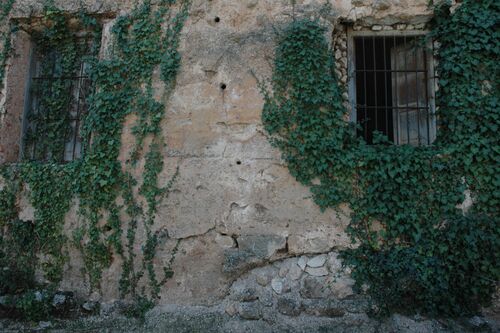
(349, 33, 436, 145)
(22, 38, 93, 162)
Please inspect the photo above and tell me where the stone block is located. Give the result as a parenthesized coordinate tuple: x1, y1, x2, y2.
(297, 256, 307, 271)
(230, 287, 258, 302)
(307, 254, 327, 268)
(327, 252, 344, 274)
(306, 266, 329, 277)
(303, 300, 346, 318)
(215, 234, 236, 248)
(288, 264, 303, 281)
(223, 234, 286, 275)
(223, 249, 261, 274)
(237, 234, 286, 259)
(331, 277, 355, 300)
(277, 297, 301, 317)
(373, 0, 391, 11)
(271, 278, 285, 294)
(253, 266, 276, 287)
(225, 303, 238, 316)
(238, 302, 261, 320)
(300, 277, 332, 299)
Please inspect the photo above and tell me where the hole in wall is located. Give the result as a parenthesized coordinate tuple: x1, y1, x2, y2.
(214, 17, 220, 23)
(220, 83, 227, 90)
(231, 235, 239, 248)
(236, 160, 242, 165)
(276, 237, 289, 254)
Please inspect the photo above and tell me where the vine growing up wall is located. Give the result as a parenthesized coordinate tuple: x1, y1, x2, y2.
(262, 0, 499, 317)
(0, 0, 190, 315)
(76, 0, 189, 298)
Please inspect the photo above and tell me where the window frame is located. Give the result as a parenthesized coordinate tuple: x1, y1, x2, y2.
(0, 15, 116, 165)
(346, 28, 437, 145)
(20, 36, 95, 163)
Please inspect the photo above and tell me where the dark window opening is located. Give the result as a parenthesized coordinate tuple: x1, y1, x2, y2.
(22, 37, 95, 162)
(353, 35, 435, 145)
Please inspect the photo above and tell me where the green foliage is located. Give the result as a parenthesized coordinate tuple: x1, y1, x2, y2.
(75, 0, 188, 296)
(263, 0, 499, 317)
(123, 295, 154, 321)
(14, 290, 52, 321)
(430, 0, 500, 215)
(21, 162, 74, 282)
(0, 219, 37, 294)
(0, 167, 18, 226)
(344, 214, 499, 316)
(0, 163, 72, 295)
(0, 0, 14, 21)
(0, 167, 37, 295)
(0, 162, 73, 294)
(22, 7, 100, 161)
(0, 0, 190, 310)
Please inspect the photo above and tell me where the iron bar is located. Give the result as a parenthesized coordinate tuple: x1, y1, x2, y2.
(415, 41, 421, 146)
(352, 35, 433, 146)
(362, 36, 368, 140)
(404, 35, 410, 144)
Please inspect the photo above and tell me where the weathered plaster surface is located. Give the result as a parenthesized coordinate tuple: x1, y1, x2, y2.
(1, 0, 497, 331)
(0, 0, 444, 303)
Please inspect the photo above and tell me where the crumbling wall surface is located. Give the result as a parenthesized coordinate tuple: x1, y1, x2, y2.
(0, 0, 428, 303)
(4, 0, 497, 332)
(145, 0, 434, 306)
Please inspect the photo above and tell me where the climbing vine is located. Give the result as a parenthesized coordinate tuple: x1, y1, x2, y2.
(0, 167, 36, 295)
(0, 0, 190, 316)
(22, 8, 100, 161)
(75, 0, 189, 295)
(262, 0, 499, 317)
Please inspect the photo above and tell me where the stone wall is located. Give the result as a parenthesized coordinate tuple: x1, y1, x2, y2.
(1, 0, 497, 331)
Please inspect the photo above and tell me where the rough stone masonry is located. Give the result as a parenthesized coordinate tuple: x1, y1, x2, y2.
(0, 0, 498, 332)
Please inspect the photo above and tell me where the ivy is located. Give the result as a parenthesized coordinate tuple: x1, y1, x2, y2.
(21, 163, 74, 282)
(263, 0, 499, 317)
(0, 167, 37, 295)
(0, 0, 190, 315)
(75, 0, 189, 296)
(22, 8, 98, 162)
(0, 0, 14, 21)
(0, 167, 18, 226)
(430, 0, 500, 216)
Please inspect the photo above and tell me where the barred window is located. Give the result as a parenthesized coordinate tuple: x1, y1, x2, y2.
(21, 36, 94, 162)
(348, 31, 436, 145)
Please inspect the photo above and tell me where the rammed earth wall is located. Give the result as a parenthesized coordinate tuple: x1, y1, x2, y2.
(0, 1, 498, 332)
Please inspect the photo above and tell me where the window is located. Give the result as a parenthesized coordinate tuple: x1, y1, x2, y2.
(348, 31, 436, 145)
(0, 17, 112, 165)
(21, 37, 93, 162)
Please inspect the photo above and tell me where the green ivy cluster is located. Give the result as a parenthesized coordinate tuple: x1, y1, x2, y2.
(22, 9, 99, 161)
(75, 0, 188, 296)
(262, 0, 499, 317)
(431, 0, 499, 215)
(21, 163, 74, 282)
(0, 168, 37, 295)
(80, 0, 188, 299)
(0, 0, 190, 315)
